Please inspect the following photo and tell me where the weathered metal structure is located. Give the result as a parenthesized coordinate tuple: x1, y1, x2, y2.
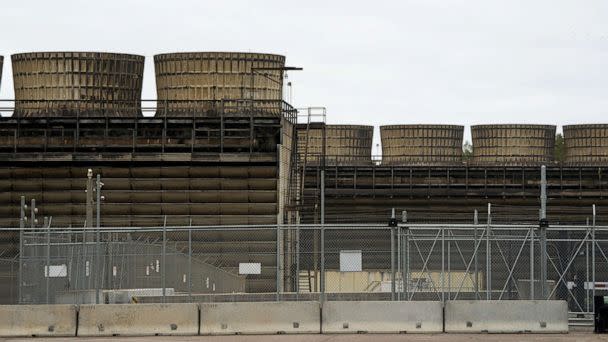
(296, 124, 373, 166)
(11, 52, 145, 117)
(470, 124, 556, 165)
(0, 50, 300, 294)
(154, 52, 285, 117)
(564, 124, 608, 165)
(380, 125, 464, 165)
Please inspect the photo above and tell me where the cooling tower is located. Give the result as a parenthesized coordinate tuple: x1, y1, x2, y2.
(154, 52, 285, 117)
(297, 124, 373, 166)
(563, 124, 608, 165)
(12, 52, 144, 117)
(380, 125, 464, 165)
(471, 124, 556, 165)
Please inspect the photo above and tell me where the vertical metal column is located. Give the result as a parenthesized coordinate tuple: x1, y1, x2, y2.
(447, 228, 451, 301)
(442, 225, 445, 303)
(188, 226, 192, 302)
(276, 224, 281, 301)
(320, 170, 325, 303)
(530, 225, 535, 300)
(45, 217, 50, 304)
(162, 216, 167, 303)
(391, 208, 396, 301)
(486, 203, 491, 300)
(18, 196, 25, 304)
(474, 210, 479, 300)
(295, 223, 300, 298)
(402, 210, 409, 301)
(592, 204, 596, 312)
(95, 174, 101, 304)
(86, 169, 93, 228)
(539, 165, 548, 299)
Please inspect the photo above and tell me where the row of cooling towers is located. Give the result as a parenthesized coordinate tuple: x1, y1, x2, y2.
(298, 124, 608, 165)
(0, 52, 285, 116)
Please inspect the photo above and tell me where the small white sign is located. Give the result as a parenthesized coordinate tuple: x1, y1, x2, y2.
(239, 263, 261, 275)
(585, 281, 608, 290)
(44, 264, 68, 278)
(340, 250, 362, 272)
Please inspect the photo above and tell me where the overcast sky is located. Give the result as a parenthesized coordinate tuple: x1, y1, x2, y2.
(0, 0, 607, 144)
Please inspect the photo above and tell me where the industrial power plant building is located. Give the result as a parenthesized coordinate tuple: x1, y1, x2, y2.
(0, 51, 607, 308)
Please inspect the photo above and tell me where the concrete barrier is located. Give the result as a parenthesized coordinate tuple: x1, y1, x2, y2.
(445, 300, 568, 333)
(0, 305, 77, 337)
(78, 303, 199, 336)
(322, 301, 443, 333)
(200, 301, 320, 334)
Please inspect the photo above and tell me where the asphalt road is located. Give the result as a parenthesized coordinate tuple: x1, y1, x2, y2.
(1, 333, 606, 342)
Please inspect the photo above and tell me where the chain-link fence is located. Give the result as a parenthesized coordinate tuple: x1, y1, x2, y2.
(0, 214, 604, 316)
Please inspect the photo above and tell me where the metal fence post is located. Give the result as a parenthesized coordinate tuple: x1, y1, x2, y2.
(162, 216, 167, 303)
(442, 224, 445, 303)
(539, 165, 548, 299)
(391, 208, 396, 301)
(401, 210, 409, 301)
(320, 169, 325, 304)
(95, 174, 101, 304)
(18, 196, 25, 304)
(486, 203, 491, 300)
(592, 204, 596, 312)
(45, 217, 50, 304)
(530, 224, 535, 300)
(276, 224, 281, 301)
(295, 223, 300, 298)
(188, 226, 192, 302)
(474, 210, 479, 300)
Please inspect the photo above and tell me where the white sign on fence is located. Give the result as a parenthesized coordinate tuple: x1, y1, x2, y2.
(340, 250, 362, 272)
(239, 263, 261, 275)
(44, 264, 68, 278)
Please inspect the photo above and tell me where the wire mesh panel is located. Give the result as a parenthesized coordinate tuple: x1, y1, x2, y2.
(0, 220, 603, 315)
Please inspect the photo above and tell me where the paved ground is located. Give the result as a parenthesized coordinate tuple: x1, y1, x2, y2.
(1, 334, 607, 342)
